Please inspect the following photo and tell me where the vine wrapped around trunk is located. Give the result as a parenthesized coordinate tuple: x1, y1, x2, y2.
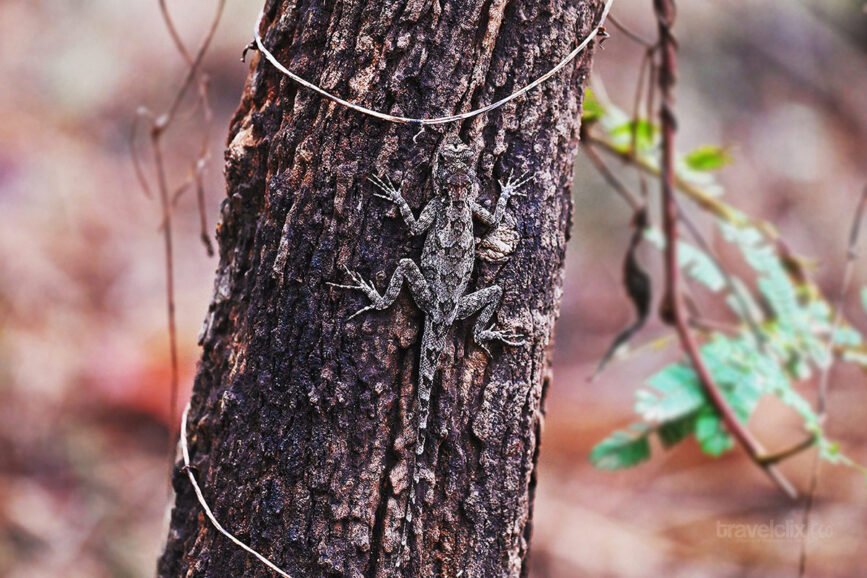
(158, 0, 601, 576)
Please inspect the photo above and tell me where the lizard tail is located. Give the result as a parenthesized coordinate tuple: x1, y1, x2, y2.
(395, 319, 447, 571)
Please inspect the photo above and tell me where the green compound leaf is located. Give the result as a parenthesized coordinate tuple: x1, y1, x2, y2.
(584, 94, 867, 476)
(590, 425, 652, 470)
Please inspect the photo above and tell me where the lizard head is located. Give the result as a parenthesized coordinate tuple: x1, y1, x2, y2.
(435, 136, 476, 201)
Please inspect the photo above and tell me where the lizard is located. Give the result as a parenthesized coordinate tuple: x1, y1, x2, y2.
(331, 135, 531, 571)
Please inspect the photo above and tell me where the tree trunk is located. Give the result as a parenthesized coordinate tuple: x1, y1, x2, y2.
(158, 0, 599, 576)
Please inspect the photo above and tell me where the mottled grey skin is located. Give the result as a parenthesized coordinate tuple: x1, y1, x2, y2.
(332, 136, 529, 570)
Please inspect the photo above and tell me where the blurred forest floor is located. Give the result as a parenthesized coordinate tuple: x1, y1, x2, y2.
(0, 1, 865, 577)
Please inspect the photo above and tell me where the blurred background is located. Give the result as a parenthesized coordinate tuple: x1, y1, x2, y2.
(0, 1, 865, 576)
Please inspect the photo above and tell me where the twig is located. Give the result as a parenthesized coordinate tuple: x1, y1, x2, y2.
(677, 202, 767, 348)
(798, 186, 867, 577)
(584, 131, 773, 235)
(582, 140, 644, 211)
(195, 163, 215, 257)
(131, 110, 155, 199)
(130, 0, 225, 487)
(156, 0, 225, 132)
(629, 47, 655, 170)
(635, 51, 657, 202)
(152, 131, 179, 474)
(758, 434, 816, 467)
(817, 187, 867, 417)
(652, 0, 797, 499)
(609, 14, 655, 49)
(158, 0, 220, 256)
(585, 128, 824, 323)
(797, 452, 821, 578)
(687, 317, 740, 336)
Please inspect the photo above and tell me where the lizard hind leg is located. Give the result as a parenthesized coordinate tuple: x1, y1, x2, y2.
(329, 259, 432, 319)
(457, 285, 526, 352)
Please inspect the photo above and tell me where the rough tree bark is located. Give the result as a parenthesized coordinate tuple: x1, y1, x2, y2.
(158, 0, 600, 576)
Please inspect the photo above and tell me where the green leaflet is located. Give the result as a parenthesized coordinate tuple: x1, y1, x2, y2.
(590, 425, 652, 470)
(833, 325, 862, 347)
(701, 335, 769, 421)
(645, 228, 726, 292)
(636, 364, 705, 423)
(684, 145, 732, 172)
(658, 413, 697, 448)
(694, 408, 734, 457)
(581, 89, 605, 123)
(724, 276, 765, 322)
(609, 119, 659, 153)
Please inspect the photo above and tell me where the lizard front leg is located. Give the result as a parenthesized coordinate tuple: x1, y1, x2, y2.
(330, 259, 432, 319)
(368, 175, 438, 236)
(457, 285, 525, 354)
(471, 170, 533, 228)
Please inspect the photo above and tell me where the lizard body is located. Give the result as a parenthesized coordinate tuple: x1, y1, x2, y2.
(332, 136, 530, 571)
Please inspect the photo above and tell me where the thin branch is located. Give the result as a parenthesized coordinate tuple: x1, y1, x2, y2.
(798, 452, 821, 578)
(157, 1, 219, 256)
(192, 71, 216, 257)
(687, 317, 740, 336)
(818, 187, 867, 416)
(645, 51, 658, 131)
(585, 128, 823, 321)
(159, 0, 194, 63)
(652, 0, 797, 499)
(585, 131, 776, 236)
(156, 0, 225, 133)
(609, 14, 656, 49)
(130, 0, 225, 488)
(581, 140, 644, 211)
(677, 202, 767, 348)
(798, 186, 867, 577)
(758, 434, 816, 467)
(131, 110, 155, 199)
(629, 47, 654, 168)
(195, 163, 216, 257)
(151, 131, 180, 475)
